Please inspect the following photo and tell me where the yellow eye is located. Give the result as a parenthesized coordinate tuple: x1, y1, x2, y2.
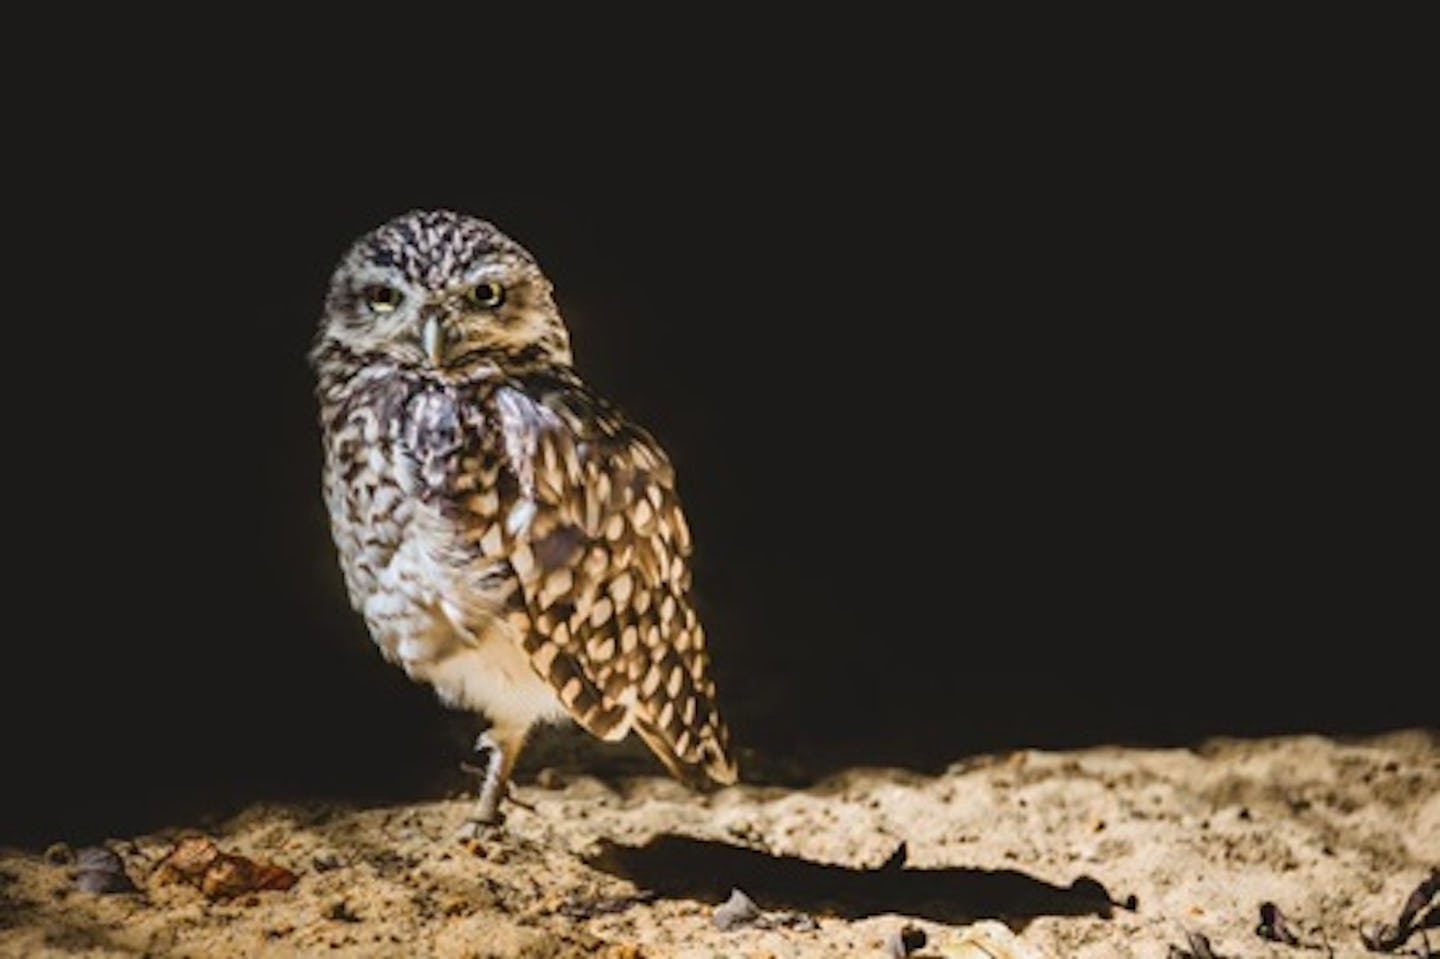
(469, 281, 506, 308)
(364, 284, 403, 313)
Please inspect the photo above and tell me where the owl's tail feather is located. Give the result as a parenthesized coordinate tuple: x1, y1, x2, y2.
(633, 716, 739, 790)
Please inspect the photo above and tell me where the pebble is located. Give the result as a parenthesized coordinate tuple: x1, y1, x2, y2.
(712, 887, 761, 931)
(884, 924, 926, 957)
(72, 846, 137, 894)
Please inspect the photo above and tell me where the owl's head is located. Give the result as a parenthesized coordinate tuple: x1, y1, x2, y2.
(315, 210, 572, 374)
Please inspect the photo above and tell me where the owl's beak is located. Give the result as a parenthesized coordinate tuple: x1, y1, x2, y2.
(422, 314, 445, 367)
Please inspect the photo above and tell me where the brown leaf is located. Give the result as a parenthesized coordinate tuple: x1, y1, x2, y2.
(154, 836, 296, 900)
(153, 837, 222, 884)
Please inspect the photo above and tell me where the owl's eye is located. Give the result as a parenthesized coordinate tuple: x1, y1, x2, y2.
(363, 285, 404, 313)
(468, 281, 506, 308)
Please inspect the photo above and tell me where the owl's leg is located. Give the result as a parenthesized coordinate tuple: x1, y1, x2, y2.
(463, 723, 529, 833)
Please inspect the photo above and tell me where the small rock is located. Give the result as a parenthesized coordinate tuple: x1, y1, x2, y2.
(44, 842, 73, 865)
(71, 846, 136, 894)
(312, 853, 342, 872)
(535, 767, 563, 789)
(1256, 901, 1300, 945)
(884, 924, 927, 957)
(712, 887, 761, 931)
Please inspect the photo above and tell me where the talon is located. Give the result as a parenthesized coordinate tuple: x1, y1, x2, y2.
(457, 813, 505, 842)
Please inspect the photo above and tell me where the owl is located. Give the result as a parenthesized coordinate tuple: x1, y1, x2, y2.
(310, 210, 737, 831)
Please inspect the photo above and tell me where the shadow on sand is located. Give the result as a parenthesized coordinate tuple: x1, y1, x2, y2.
(587, 833, 1133, 926)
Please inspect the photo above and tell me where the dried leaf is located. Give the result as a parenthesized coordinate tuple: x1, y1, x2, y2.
(154, 836, 296, 900)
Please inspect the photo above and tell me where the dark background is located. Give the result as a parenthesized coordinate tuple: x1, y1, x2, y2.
(3, 35, 1430, 848)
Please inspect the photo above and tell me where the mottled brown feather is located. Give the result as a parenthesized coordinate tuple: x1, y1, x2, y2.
(493, 379, 736, 784)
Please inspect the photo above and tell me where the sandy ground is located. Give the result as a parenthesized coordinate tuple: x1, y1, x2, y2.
(2, 728, 1436, 958)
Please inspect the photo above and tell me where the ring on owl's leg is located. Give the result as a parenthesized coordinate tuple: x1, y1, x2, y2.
(462, 724, 527, 836)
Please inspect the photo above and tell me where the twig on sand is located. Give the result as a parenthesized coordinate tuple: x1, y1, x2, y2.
(1360, 867, 1438, 953)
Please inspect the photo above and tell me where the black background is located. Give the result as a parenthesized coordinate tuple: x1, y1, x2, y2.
(2, 31, 1431, 848)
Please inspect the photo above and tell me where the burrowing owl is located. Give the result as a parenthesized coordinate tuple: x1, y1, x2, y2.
(311, 210, 737, 829)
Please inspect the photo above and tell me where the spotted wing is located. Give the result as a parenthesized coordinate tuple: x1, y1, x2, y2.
(491, 376, 736, 786)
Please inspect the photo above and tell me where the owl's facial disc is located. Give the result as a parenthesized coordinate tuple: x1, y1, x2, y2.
(319, 211, 574, 373)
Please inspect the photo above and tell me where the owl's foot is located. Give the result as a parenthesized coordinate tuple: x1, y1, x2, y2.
(459, 725, 528, 836)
